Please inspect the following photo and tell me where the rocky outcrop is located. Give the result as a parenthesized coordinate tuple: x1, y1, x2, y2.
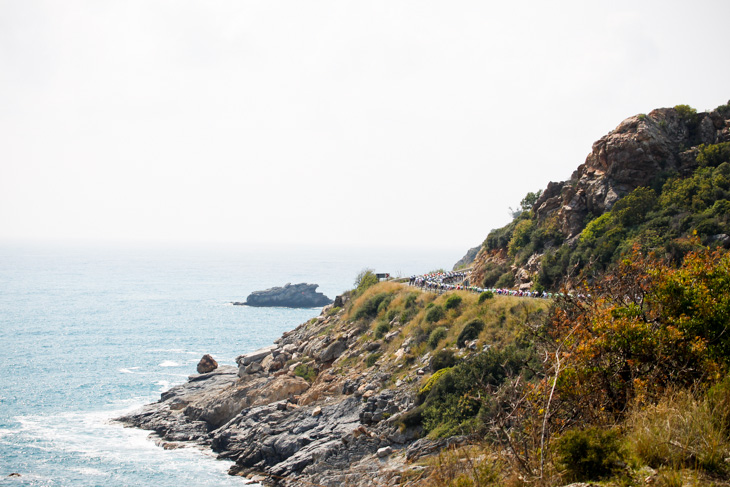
(532, 107, 729, 240)
(117, 300, 423, 486)
(470, 104, 730, 288)
(452, 245, 480, 270)
(234, 283, 333, 308)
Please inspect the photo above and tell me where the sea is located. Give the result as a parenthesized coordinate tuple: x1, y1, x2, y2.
(0, 241, 463, 486)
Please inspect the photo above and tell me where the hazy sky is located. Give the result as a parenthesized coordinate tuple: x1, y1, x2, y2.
(2, 0, 729, 250)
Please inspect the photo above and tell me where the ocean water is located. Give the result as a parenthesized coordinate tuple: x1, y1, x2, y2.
(0, 241, 462, 486)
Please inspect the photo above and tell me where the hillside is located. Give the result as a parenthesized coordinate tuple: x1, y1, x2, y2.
(465, 102, 730, 291)
(119, 279, 549, 485)
(119, 101, 730, 487)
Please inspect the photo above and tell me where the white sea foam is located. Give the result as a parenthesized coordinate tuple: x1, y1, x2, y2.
(118, 367, 139, 374)
(72, 466, 109, 476)
(14, 409, 246, 485)
(158, 360, 180, 367)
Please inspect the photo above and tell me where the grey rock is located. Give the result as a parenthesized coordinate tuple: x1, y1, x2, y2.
(318, 340, 347, 363)
(376, 446, 393, 458)
(236, 345, 278, 367)
(235, 283, 333, 308)
(364, 341, 381, 352)
(245, 362, 263, 375)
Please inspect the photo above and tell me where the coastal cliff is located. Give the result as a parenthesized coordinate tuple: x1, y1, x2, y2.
(466, 102, 730, 290)
(119, 100, 730, 487)
(118, 282, 549, 485)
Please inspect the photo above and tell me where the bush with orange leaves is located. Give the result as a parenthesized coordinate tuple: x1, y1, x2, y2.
(550, 244, 729, 422)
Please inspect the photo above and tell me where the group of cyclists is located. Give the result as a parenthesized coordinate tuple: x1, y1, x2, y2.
(407, 270, 560, 299)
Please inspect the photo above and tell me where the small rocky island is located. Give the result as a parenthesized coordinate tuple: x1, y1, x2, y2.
(233, 283, 333, 308)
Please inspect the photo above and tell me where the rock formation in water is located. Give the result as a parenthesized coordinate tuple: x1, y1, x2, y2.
(233, 283, 333, 308)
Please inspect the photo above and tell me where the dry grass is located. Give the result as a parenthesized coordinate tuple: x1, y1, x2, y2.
(627, 387, 730, 474)
(421, 444, 504, 487)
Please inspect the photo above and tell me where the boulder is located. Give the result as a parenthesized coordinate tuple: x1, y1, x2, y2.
(376, 446, 393, 458)
(318, 339, 347, 363)
(196, 354, 218, 374)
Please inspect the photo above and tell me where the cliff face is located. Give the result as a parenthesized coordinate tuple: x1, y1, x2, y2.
(534, 106, 729, 239)
(470, 103, 730, 289)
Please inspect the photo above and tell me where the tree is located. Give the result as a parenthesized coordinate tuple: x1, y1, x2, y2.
(509, 190, 542, 219)
(520, 190, 543, 212)
(354, 269, 379, 295)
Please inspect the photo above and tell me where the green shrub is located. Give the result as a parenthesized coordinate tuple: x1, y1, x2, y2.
(365, 352, 382, 367)
(418, 367, 452, 399)
(484, 219, 517, 251)
(399, 308, 416, 324)
(481, 263, 510, 288)
(555, 427, 624, 482)
(428, 326, 448, 349)
(444, 294, 462, 310)
(697, 142, 730, 168)
(354, 269, 379, 296)
(431, 349, 456, 371)
(478, 291, 494, 303)
(425, 305, 445, 323)
(494, 271, 514, 289)
(420, 347, 532, 436)
(674, 104, 697, 121)
(385, 309, 398, 323)
(377, 296, 393, 314)
(612, 187, 657, 226)
(293, 363, 317, 383)
(457, 319, 485, 348)
(508, 219, 535, 257)
(374, 322, 390, 339)
(353, 292, 391, 320)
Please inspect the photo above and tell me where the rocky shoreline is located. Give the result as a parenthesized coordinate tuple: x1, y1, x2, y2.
(116, 297, 441, 486)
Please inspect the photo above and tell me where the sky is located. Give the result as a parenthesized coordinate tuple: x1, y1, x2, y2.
(1, 0, 729, 251)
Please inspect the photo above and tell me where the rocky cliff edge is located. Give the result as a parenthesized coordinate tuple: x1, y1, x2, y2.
(117, 288, 461, 486)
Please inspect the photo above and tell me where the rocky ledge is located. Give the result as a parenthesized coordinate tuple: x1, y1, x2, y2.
(233, 283, 333, 308)
(116, 297, 439, 486)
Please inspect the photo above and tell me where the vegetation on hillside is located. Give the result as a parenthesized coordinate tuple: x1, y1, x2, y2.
(479, 140, 730, 291)
(334, 102, 730, 486)
(395, 243, 730, 486)
(337, 242, 730, 486)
